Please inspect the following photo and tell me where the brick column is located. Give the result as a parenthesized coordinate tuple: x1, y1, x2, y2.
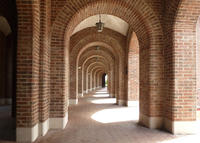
(69, 57, 78, 104)
(38, 0, 51, 136)
(16, 0, 40, 142)
(78, 67, 83, 97)
(117, 59, 126, 106)
(88, 72, 91, 92)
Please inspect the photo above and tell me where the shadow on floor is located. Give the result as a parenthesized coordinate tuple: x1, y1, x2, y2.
(0, 106, 16, 142)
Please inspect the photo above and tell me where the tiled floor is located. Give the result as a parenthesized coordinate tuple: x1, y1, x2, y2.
(35, 88, 200, 143)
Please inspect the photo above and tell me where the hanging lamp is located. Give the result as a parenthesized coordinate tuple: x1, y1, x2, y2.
(96, 14, 104, 32)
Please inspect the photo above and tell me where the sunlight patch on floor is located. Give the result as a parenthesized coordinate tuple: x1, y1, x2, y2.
(91, 107, 139, 123)
(91, 98, 116, 104)
(95, 91, 108, 94)
(160, 135, 200, 143)
(93, 94, 110, 98)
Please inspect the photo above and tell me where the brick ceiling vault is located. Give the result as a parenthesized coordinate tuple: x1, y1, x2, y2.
(51, 0, 163, 51)
(50, 0, 165, 122)
(84, 58, 110, 73)
(69, 27, 125, 70)
(80, 54, 113, 70)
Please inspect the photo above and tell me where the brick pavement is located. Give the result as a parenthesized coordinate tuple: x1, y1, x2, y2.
(35, 88, 200, 143)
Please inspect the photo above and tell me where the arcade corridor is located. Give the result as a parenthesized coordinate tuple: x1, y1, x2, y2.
(2, 0, 200, 142)
(34, 88, 199, 143)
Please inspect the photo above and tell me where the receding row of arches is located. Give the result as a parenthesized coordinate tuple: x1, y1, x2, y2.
(1, 0, 200, 142)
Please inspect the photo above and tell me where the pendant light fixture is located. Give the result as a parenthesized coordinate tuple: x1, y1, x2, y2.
(96, 14, 104, 32)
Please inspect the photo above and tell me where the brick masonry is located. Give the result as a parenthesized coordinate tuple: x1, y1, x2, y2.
(0, 0, 199, 142)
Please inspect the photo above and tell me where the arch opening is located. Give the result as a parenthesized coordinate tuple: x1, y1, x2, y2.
(0, 3, 17, 141)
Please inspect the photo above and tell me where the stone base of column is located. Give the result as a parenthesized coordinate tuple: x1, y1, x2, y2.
(109, 94, 115, 98)
(39, 119, 49, 136)
(17, 113, 68, 143)
(78, 93, 84, 97)
(117, 100, 139, 107)
(164, 118, 197, 134)
(69, 99, 78, 105)
(50, 112, 68, 129)
(17, 123, 39, 143)
(127, 100, 139, 107)
(139, 113, 163, 129)
(117, 100, 126, 106)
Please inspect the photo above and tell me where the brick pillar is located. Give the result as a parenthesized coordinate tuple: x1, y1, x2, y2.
(163, 2, 199, 134)
(96, 71, 99, 89)
(85, 69, 89, 93)
(38, 0, 51, 136)
(90, 70, 92, 91)
(99, 72, 103, 88)
(78, 67, 83, 97)
(139, 42, 164, 130)
(107, 72, 110, 93)
(115, 64, 119, 100)
(16, 0, 40, 142)
(117, 59, 126, 106)
(109, 67, 115, 98)
(82, 65, 87, 94)
(69, 57, 78, 104)
(93, 70, 96, 90)
(92, 70, 95, 91)
(88, 72, 91, 92)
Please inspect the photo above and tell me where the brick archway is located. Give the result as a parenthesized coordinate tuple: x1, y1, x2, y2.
(164, 0, 200, 134)
(78, 48, 115, 98)
(87, 62, 109, 92)
(14, 0, 170, 142)
(51, 0, 164, 131)
(82, 57, 111, 95)
(70, 28, 123, 105)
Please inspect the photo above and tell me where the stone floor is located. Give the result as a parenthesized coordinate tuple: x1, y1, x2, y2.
(1, 88, 200, 143)
(0, 105, 16, 143)
(35, 88, 200, 143)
